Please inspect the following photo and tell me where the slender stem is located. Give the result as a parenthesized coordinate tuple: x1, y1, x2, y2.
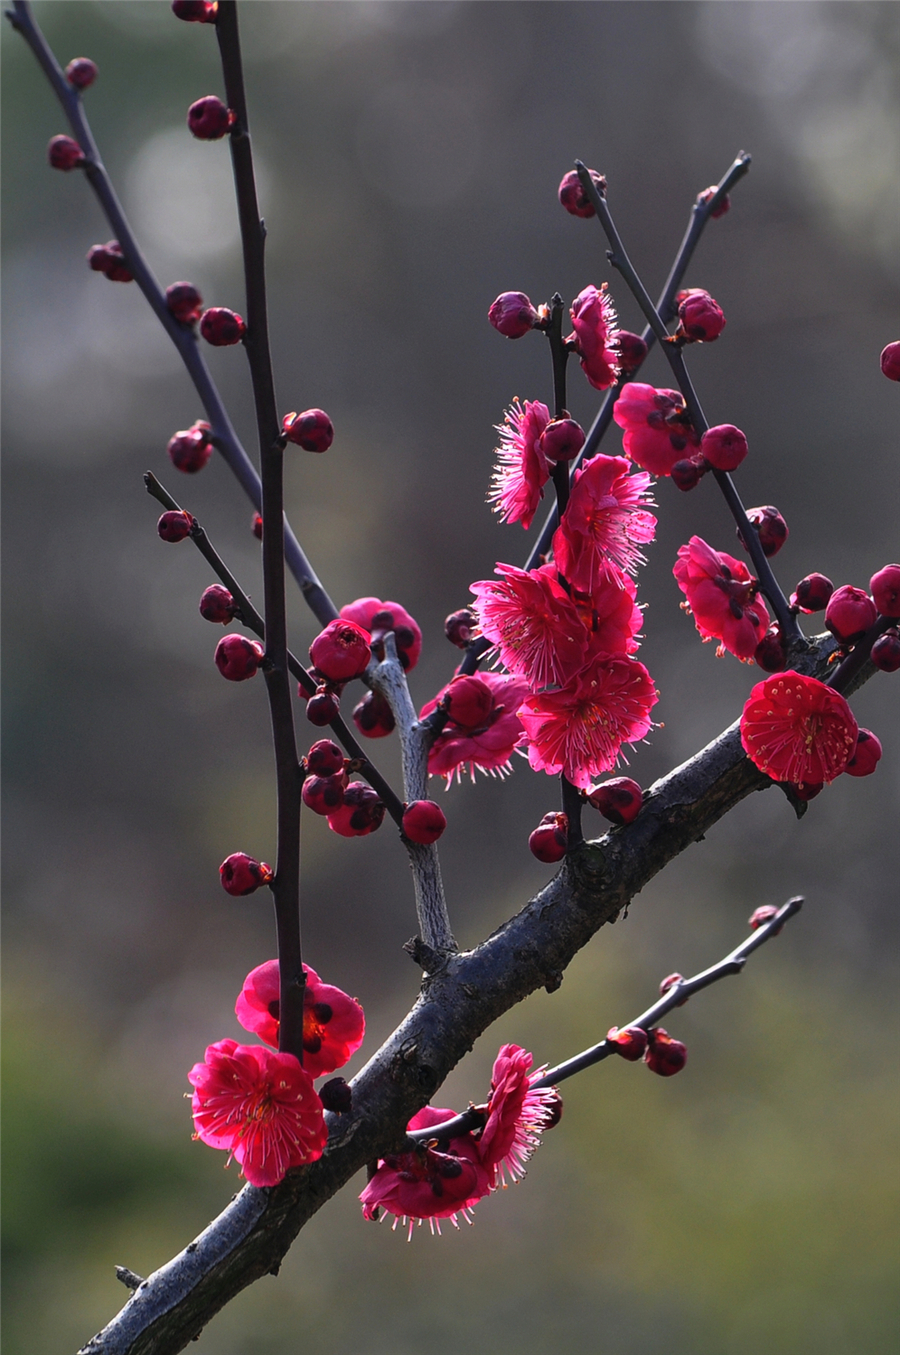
(7, 0, 338, 627)
(144, 473, 405, 823)
(408, 895, 802, 1142)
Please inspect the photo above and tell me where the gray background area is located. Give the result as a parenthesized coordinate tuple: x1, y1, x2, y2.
(3, 3, 898, 1352)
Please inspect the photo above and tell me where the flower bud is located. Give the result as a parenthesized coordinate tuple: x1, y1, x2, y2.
(200, 307, 245, 346)
(187, 95, 232, 140)
(305, 686, 340, 726)
(172, 0, 218, 20)
(219, 852, 273, 896)
(539, 417, 585, 463)
(844, 728, 882, 778)
(445, 608, 477, 648)
(870, 564, 900, 618)
(318, 1077, 352, 1114)
(607, 1025, 648, 1061)
(825, 585, 877, 646)
(676, 288, 726, 342)
(251, 513, 263, 540)
(791, 573, 834, 613)
(644, 1028, 687, 1077)
(48, 135, 84, 170)
(327, 782, 385, 837)
(86, 241, 132, 282)
(700, 424, 747, 472)
(558, 167, 606, 218)
(352, 689, 395, 738)
(789, 780, 824, 802)
(697, 185, 730, 218)
(613, 330, 648, 374)
(754, 626, 787, 672)
(306, 739, 345, 778)
(670, 456, 707, 492)
(301, 771, 348, 816)
(871, 630, 900, 672)
(659, 973, 688, 1006)
(166, 281, 204, 324)
(880, 341, 900, 381)
(66, 58, 98, 89)
(587, 777, 642, 826)
(488, 291, 538, 339)
(529, 812, 568, 863)
(199, 584, 236, 624)
(214, 633, 264, 681)
(157, 509, 193, 542)
(363, 605, 422, 671)
(282, 408, 334, 453)
(739, 505, 788, 558)
(402, 800, 447, 845)
(167, 421, 213, 473)
(444, 675, 494, 731)
(310, 620, 371, 683)
(748, 904, 781, 932)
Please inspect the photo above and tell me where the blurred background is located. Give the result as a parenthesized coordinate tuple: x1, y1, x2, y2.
(2, 3, 898, 1352)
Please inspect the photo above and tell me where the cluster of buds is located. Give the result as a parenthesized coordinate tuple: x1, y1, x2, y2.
(606, 1025, 688, 1076)
(167, 420, 213, 473)
(301, 744, 385, 838)
(87, 240, 132, 283)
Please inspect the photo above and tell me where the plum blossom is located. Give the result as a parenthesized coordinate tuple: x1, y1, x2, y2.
(673, 536, 770, 661)
(551, 453, 656, 589)
(740, 672, 859, 788)
(568, 283, 620, 390)
(612, 384, 700, 477)
(235, 960, 365, 1078)
(421, 671, 531, 784)
(488, 398, 551, 529)
(340, 596, 422, 671)
(471, 564, 590, 689)
(478, 1044, 562, 1188)
(188, 1039, 327, 1188)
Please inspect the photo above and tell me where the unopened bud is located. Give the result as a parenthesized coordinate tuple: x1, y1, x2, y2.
(301, 771, 347, 816)
(167, 421, 212, 473)
(219, 852, 272, 896)
(282, 408, 334, 453)
(251, 513, 263, 540)
(352, 689, 395, 738)
(870, 564, 900, 618)
(66, 58, 98, 90)
(310, 620, 371, 683)
(789, 780, 823, 802)
(697, 186, 730, 218)
(644, 1028, 687, 1077)
(327, 782, 385, 837)
(157, 510, 193, 542)
(444, 608, 477, 648)
(613, 330, 648, 374)
(488, 291, 538, 339)
(791, 573, 833, 614)
(305, 686, 340, 726)
(444, 675, 493, 731)
(880, 341, 900, 381)
(86, 241, 132, 283)
(754, 626, 787, 672)
(701, 424, 748, 472)
(539, 417, 585, 463)
(402, 800, 447, 845)
(748, 904, 781, 932)
(739, 505, 788, 558)
(607, 1025, 648, 1061)
(529, 812, 568, 863)
(558, 167, 606, 218)
(318, 1077, 352, 1114)
(187, 95, 233, 140)
(825, 585, 877, 646)
(845, 728, 882, 778)
(214, 633, 264, 681)
(676, 288, 726, 342)
(659, 973, 688, 1006)
(199, 307, 245, 345)
(198, 584, 236, 624)
(871, 630, 900, 672)
(48, 135, 84, 171)
(587, 777, 642, 825)
(306, 739, 345, 778)
(172, 0, 218, 19)
(166, 281, 204, 324)
(670, 456, 706, 492)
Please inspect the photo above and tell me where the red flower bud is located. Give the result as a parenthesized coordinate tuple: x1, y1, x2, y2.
(825, 585, 877, 646)
(167, 420, 213, 473)
(659, 973, 688, 1005)
(251, 512, 263, 540)
(199, 307, 245, 346)
(443, 675, 494, 731)
(871, 630, 900, 672)
(86, 241, 132, 282)
(700, 424, 747, 472)
(613, 330, 648, 374)
(318, 1077, 352, 1114)
(305, 687, 340, 726)
(789, 780, 824, 802)
(845, 728, 882, 778)
(670, 457, 707, 492)
(48, 135, 84, 171)
(539, 417, 585, 463)
(301, 771, 348, 816)
(488, 291, 538, 339)
(754, 626, 787, 672)
(607, 1025, 648, 1061)
(791, 573, 834, 613)
(282, 408, 334, 453)
(739, 505, 788, 558)
(587, 777, 643, 826)
(157, 510, 193, 542)
(352, 689, 395, 738)
(402, 800, 447, 845)
(306, 739, 345, 778)
(219, 852, 273, 896)
(880, 341, 900, 381)
(214, 633, 264, 681)
(697, 185, 730, 218)
(172, 0, 218, 19)
(187, 95, 233, 140)
(870, 565, 900, 618)
(529, 812, 568, 863)
(558, 167, 606, 218)
(66, 58, 98, 90)
(166, 281, 204, 324)
(444, 608, 477, 648)
(327, 782, 385, 837)
(676, 288, 726, 342)
(310, 620, 371, 683)
(644, 1028, 687, 1077)
(748, 904, 781, 932)
(199, 584, 236, 624)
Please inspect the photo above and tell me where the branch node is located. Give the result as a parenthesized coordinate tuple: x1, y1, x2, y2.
(114, 1266, 145, 1291)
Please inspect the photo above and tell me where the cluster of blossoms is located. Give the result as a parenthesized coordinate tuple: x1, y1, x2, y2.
(188, 960, 364, 1187)
(360, 1045, 562, 1238)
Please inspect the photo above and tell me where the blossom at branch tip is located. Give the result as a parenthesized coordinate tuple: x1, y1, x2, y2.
(340, 596, 422, 671)
(567, 283, 620, 390)
(673, 536, 770, 661)
(613, 384, 700, 477)
(551, 453, 657, 589)
(518, 653, 658, 790)
(739, 672, 859, 788)
(188, 1039, 327, 1188)
(488, 398, 551, 530)
(478, 1044, 562, 1189)
(235, 959, 365, 1078)
(421, 671, 531, 785)
(359, 1106, 491, 1239)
